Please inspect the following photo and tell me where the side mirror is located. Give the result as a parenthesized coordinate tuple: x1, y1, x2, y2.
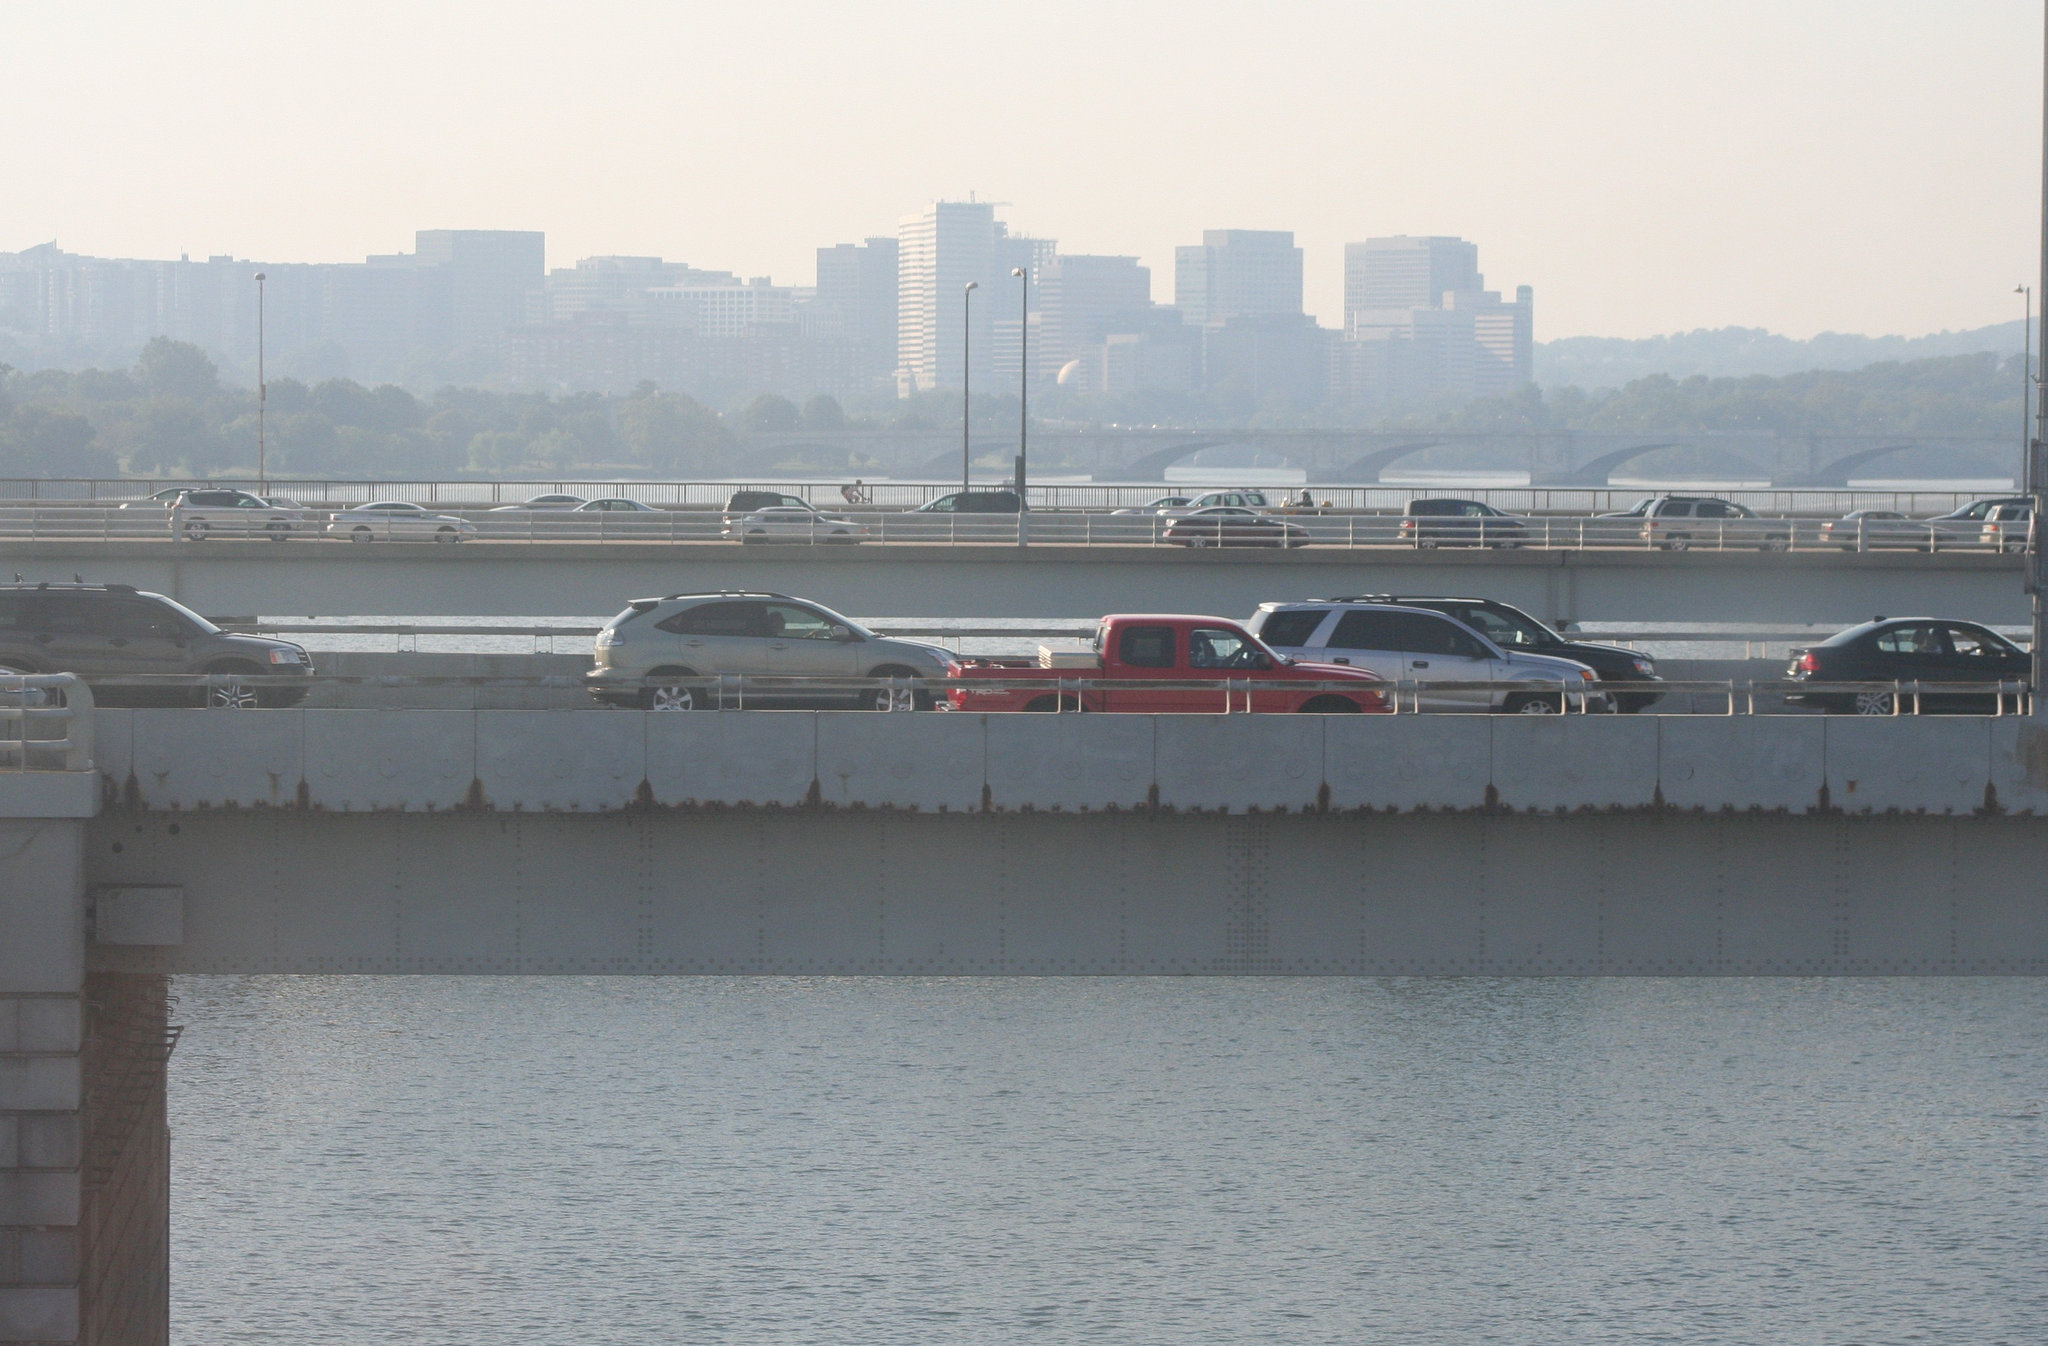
(831, 624, 859, 642)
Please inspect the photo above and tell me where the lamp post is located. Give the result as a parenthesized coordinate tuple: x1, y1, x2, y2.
(254, 271, 268, 492)
(1011, 265, 1029, 546)
(2021, 286, 2034, 492)
(2033, 0, 2048, 709)
(961, 281, 978, 492)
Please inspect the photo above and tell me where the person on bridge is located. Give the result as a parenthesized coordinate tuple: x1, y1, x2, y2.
(841, 480, 869, 505)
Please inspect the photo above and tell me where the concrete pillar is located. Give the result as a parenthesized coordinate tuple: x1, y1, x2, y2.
(1, 818, 89, 1346)
(2, 763, 156, 1346)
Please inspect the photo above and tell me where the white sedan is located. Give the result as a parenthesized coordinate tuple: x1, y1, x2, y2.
(487, 493, 586, 512)
(326, 501, 478, 542)
(723, 506, 867, 544)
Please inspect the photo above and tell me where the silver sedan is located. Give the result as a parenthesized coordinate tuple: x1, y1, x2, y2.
(326, 501, 478, 542)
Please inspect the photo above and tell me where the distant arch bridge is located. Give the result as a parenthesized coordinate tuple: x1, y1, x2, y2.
(727, 430, 2013, 488)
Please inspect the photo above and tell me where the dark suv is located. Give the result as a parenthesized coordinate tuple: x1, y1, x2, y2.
(1320, 595, 1665, 712)
(0, 584, 312, 707)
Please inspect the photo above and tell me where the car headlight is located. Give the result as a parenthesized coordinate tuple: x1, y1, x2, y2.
(267, 648, 303, 665)
(1631, 657, 1655, 676)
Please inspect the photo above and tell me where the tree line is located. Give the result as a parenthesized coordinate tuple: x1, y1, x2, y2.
(0, 338, 2031, 480)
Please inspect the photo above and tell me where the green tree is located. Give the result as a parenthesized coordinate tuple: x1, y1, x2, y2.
(741, 392, 799, 433)
(800, 394, 845, 431)
(135, 338, 220, 401)
(618, 391, 731, 473)
(0, 404, 114, 476)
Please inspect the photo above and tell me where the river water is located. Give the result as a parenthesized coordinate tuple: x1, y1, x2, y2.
(168, 975, 2046, 1344)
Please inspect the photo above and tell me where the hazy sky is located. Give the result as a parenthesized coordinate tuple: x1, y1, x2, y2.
(1, 1, 2040, 340)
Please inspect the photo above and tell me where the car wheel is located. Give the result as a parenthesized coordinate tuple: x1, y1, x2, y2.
(1505, 692, 1562, 714)
(1854, 690, 1895, 715)
(1760, 536, 1789, 552)
(350, 526, 374, 542)
(1296, 695, 1360, 713)
(182, 521, 209, 542)
(435, 526, 459, 543)
(2004, 537, 2028, 554)
(865, 666, 926, 711)
(266, 522, 291, 542)
(642, 670, 708, 711)
(1662, 536, 1690, 551)
(205, 663, 263, 710)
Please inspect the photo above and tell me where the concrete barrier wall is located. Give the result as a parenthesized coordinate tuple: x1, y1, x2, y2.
(89, 707, 2045, 815)
(81, 810, 2048, 976)
(2, 539, 2024, 625)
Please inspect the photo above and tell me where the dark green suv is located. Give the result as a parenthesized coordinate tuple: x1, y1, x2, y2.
(0, 583, 313, 707)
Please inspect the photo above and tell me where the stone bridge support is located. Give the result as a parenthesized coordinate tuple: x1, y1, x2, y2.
(1, 771, 166, 1346)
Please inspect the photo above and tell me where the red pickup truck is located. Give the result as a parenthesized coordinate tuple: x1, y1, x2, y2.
(946, 614, 1390, 713)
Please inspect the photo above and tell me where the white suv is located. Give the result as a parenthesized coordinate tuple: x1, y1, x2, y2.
(170, 489, 312, 541)
(586, 592, 954, 710)
(1247, 601, 1607, 713)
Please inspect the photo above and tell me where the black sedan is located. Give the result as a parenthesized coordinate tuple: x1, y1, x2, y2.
(1786, 618, 2030, 714)
(1162, 507, 1311, 548)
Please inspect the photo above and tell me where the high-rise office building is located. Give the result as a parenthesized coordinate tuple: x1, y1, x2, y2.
(814, 239, 898, 354)
(1173, 230, 1303, 326)
(1335, 235, 1531, 406)
(1344, 236, 1481, 315)
(1035, 254, 1153, 374)
(896, 201, 1043, 394)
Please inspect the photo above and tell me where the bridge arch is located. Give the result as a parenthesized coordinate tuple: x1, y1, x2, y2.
(1323, 441, 1442, 484)
(1777, 443, 1917, 488)
(1109, 440, 1233, 482)
(1541, 442, 1767, 487)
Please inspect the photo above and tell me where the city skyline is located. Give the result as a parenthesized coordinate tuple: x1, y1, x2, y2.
(0, 1, 2039, 342)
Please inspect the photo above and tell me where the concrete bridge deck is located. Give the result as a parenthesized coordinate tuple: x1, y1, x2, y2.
(0, 538, 2026, 625)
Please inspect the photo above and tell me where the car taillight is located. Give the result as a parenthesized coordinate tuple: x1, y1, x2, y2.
(1796, 652, 1821, 674)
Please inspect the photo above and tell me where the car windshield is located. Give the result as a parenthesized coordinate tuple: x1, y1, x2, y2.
(1442, 604, 1552, 649)
(364, 502, 422, 511)
(151, 594, 220, 635)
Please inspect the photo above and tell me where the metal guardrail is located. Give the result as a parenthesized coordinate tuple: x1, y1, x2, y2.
(0, 673, 95, 770)
(0, 478, 2016, 516)
(73, 672, 2032, 717)
(0, 503, 2035, 554)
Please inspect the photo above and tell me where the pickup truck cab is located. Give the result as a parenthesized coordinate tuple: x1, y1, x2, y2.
(946, 614, 1389, 713)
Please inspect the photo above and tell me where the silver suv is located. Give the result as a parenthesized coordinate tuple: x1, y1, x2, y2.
(586, 592, 954, 710)
(1246, 601, 1607, 712)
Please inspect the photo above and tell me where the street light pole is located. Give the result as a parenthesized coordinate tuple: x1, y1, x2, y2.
(2035, 1, 2048, 709)
(254, 271, 268, 492)
(2022, 286, 2034, 492)
(962, 281, 977, 493)
(1012, 265, 1029, 546)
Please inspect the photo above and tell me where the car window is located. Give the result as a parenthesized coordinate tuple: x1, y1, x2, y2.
(761, 604, 837, 640)
(186, 491, 236, 507)
(1945, 626, 2018, 659)
(1327, 610, 1402, 650)
(1243, 492, 1268, 507)
(1876, 624, 1947, 656)
(1257, 610, 1327, 647)
(1656, 501, 1692, 518)
(1188, 628, 1264, 670)
(1694, 500, 1729, 518)
(233, 494, 266, 508)
(922, 495, 956, 513)
(31, 595, 105, 634)
(658, 601, 765, 637)
(105, 600, 185, 640)
(1445, 606, 1541, 649)
(1118, 625, 1176, 668)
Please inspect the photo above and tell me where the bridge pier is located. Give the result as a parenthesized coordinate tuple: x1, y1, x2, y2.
(1, 698, 166, 1346)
